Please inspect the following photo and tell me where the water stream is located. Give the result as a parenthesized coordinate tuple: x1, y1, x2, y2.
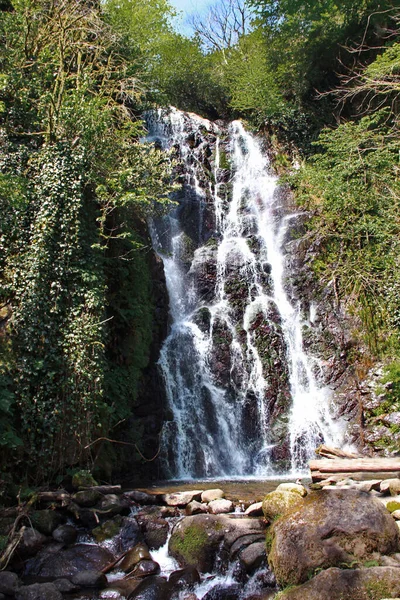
(147, 108, 344, 479)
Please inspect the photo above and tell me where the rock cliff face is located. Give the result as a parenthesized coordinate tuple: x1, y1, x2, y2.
(143, 108, 364, 479)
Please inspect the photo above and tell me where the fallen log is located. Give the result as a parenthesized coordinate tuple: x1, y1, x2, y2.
(310, 458, 400, 483)
(315, 445, 362, 460)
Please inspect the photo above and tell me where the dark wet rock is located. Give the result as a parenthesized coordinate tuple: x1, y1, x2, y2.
(53, 579, 80, 593)
(98, 493, 130, 516)
(124, 491, 159, 505)
(30, 510, 64, 536)
(185, 500, 208, 515)
(169, 514, 266, 573)
(202, 583, 241, 600)
(120, 543, 152, 573)
(229, 534, 265, 560)
(0, 571, 20, 595)
(71, 569, 107, 588)
(137, 515, 169, 550)
(118, 517, 143, 552)
(269, 489, 400, 587)
(72, 489, 102, 507)
(17, 527, 48, 558)
(24, 543, 114, 579)
(277, 566, 400, 600)
(52, 524, 78, 545)
(127, 575, 170, 600)
(67, 503, 99, 529)
(168, 566, 200, 589)
(128, 560, 161, 579)
(239, 542, 266, 572)
(15, 582, 62, 600)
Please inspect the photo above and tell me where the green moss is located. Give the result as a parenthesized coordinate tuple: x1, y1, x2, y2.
(72, 470, 98, 489)
(169, 523, 209, 565)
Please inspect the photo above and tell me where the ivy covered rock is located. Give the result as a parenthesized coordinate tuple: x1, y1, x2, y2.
(276, 566, 400, 600)
(269, 489, 400, 587)
(262, 489, 304, 521)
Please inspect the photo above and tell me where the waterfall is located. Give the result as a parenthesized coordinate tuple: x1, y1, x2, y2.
(146, 108, 344, 479)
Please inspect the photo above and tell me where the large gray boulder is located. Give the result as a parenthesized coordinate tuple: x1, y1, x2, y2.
(269, 489, 400, 587)
(276, 566, 400, 599)
(23, 543, 113, 579)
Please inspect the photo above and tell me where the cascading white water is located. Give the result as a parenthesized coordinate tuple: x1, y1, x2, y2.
(147, 108, 344, 478)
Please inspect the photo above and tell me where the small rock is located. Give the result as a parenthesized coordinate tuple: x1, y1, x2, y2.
(119, 517, 143, 552)
(381, 496, 400, 513)
(0, 571, 20, 595)
(71, 570, 107, 588)
(208, 499, 233, 514)
(137, 515, 169, 549)
(380, 478, 400, 496)
(162, 491, 203, 507)
(15, 583, 62, 600)
(128, 560, 161, 579)
(276, 483, 307, 497)
(169, 566, 200, 589)
(244, 502, 263, 517)
(391, 510, 400, 520)
(99, 493, 128, 515)
(186, 501, 208, 516)
(72, 489, 101, 507)
(380, 555, 400, 567)
(120, 543, 152, 573)
(201, 489, 224, 503)
(356, 480, 382, 493)
(52, 524, 78, 545)
(202, 583, 241, 600)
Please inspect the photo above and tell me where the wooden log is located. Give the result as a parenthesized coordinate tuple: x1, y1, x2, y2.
(315, 444, 362, 460)
(310, 458, 400, 482)
(37, 490, 71, 503)
(79, 485, 122, 494)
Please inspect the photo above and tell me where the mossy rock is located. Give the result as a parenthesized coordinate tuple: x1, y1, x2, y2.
(385, 500, 400, 513)
(72, 489, 102, 507)
(92, 517, 122, 543)
(269, 489, 400, 588)
(262, 490, 304, 521)
(72, 470, 98, 490)
(30, 510, 64, 536)
(275, 566, 400, 599)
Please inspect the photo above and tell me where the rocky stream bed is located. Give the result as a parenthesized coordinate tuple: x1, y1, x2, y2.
(2, 474, 400, 600)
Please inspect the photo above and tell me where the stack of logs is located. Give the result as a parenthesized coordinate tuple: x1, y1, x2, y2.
(309, 445, 400, 483)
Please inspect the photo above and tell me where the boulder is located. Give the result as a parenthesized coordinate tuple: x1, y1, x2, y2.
(24, 543, 113, 579)
(0, 571, 20, 595)
(15, 583, 62, 600)
(17, 527, 48, 557)
(136, 514, 169, 549)
(208, 499, 234, 514)
(269, 489, 400, 587)
(30, 510, 63, 536)
(238, 542, 266, 573)
(169, 514, 266, 573)
(119, 517, 143, 551)
(276, 566, 400, 600)
(120, 544, 152, 573)
(98, 493, 129, 516)
(275, 483, 307, 497)
(52, 524, 77, 545)
(71, 570, 107, 588)
(262, 490, 303, 521)
(162, 491, 203, 507)
(201, 489, 224, 503)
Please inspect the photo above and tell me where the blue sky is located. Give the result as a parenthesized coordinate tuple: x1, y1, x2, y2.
(169, 0, 213, 36)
